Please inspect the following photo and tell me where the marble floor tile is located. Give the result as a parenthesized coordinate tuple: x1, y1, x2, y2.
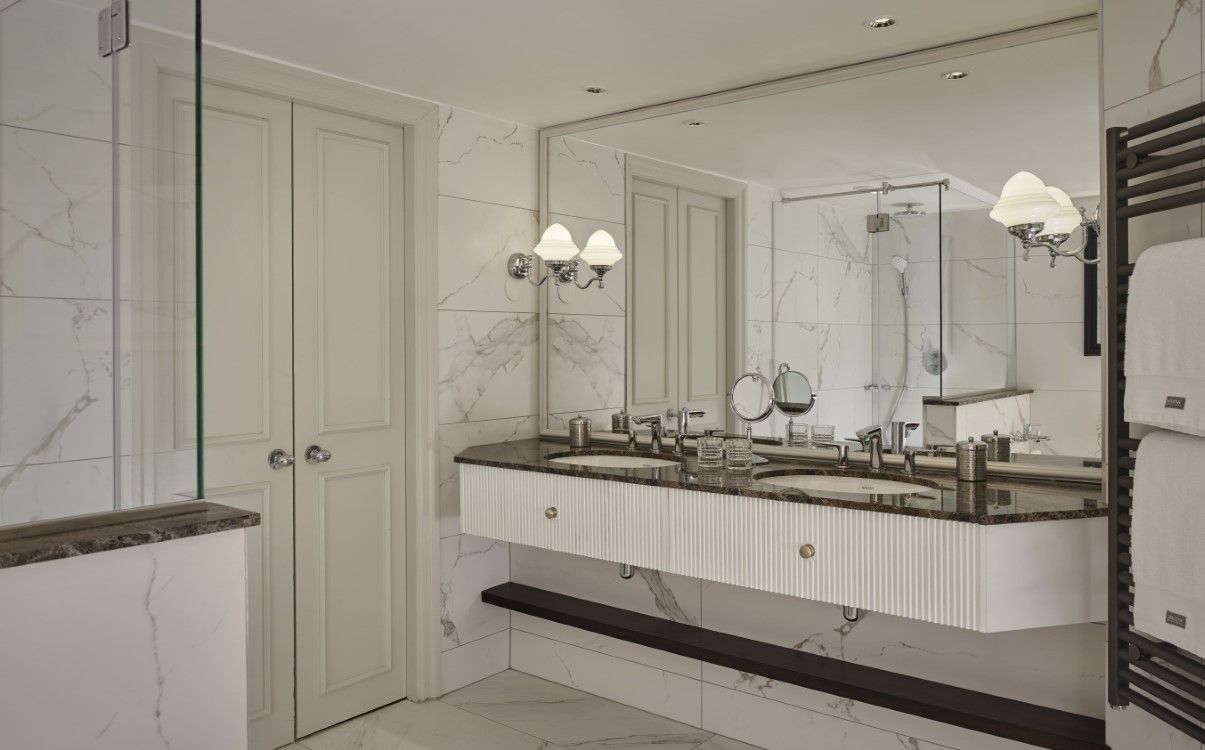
(298, 697, 564, 750)
(442, 670, 713, 750)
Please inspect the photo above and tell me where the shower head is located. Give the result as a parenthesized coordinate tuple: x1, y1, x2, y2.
(891, 202, 927, 218)
(891, 255, 909, 275)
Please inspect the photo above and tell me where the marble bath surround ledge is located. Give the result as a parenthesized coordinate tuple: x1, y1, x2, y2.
(0, 501, 260, 569)
(455, 438, 1104, 525)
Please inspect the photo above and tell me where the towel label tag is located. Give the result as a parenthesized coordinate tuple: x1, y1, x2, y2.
(1165, 396, 1187, 410)
(1166, 611, 1188, 629)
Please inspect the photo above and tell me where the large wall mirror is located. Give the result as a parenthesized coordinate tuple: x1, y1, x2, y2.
(540, 27, 1102, 465)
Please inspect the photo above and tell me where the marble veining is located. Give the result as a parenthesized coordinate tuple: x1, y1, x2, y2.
(438, 311, 538, 424)
(547, 314, 624, 414)
(456, 438, 1105, 524)
(1149, 0, 1200, 91)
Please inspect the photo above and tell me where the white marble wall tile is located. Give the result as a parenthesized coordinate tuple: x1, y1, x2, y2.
(877, 260, 941, 327)
(817, 203, 873, 262)
(439, 417, 538, 538)
(877, 324, 941, 392)
(0, 0, 113, 142)
(548, 213, 626, 316)
(817, 323, 872, 391)
(745, 321, 774, 379)
(1017, 323, 1101, 391)
(548, 407, 618, 431)
(1, 125, 112, 300)
(942, 324, 1010, 392)
(0, 456, 113, 525)
(817, 258, 872, 324)
(511, 630, 703, 727)
(437, 106, 538, 209)
(0, 297, 112, 467)
(694, 736, 763, 750)
(1107, 692, 1205, 750)
(1102, 0, 1202, 108)
(954, 394, 1031, 443)
(813, 387, 871, 441)
(698, 580, 1104, 716)
(548, 136, 625, 224)
(441, 534, 510, 651)
(771, 321, 818, 383)
(746, 245, 773, 323)
(771, 249, 817, 323)
(511, 612, 700, 679)
(923, 403, 957, 448)
(702, 683, 950, 750)
(702, 664, 1037, 750)
(438, 310, 538, 424)
(437, 197, 538, 314)
(946, 258, 1011, 326)
(309, 689, 543, 749)
(771, 199, 816, 254)
(511, 546, 702, 625)
(547, 313, 624, 414)
(745, 183, 774, 249)
(882, 211, 942, 264)
(439, 630, 511, 695)
(1016, 252, 1085, 324)
(1028, 390, 1103, 458)
(941, 209, 1011, 261)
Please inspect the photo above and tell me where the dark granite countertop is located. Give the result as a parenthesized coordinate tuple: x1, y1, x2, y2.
(0, 501, 260, 570)
(454, 439, 1105, 525)
(921, 388, 1035, 407)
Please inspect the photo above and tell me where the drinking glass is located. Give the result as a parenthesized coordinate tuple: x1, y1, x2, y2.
(696, 435, 724, 469)
(724, 437, 753, 471)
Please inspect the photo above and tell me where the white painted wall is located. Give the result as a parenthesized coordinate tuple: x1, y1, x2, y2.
(0, 531, 248, 750)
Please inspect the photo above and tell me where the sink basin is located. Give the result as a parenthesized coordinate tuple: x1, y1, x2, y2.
(757, 472, 932, 496)
(548, 452, 681, 469)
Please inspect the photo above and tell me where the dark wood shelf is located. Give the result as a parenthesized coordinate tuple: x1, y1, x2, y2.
(483, 582, 1106, 750)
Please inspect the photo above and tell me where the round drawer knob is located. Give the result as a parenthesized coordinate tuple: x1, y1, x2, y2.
(799, 543, 816, 559)
(545, 507, 558, 519)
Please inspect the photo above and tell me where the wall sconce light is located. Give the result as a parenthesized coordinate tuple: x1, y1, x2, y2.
(508, 224, 622, 288)
(989, 171, 1100, 266)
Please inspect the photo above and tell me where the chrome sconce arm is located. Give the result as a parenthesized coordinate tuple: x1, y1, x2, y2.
(507, 255, 615, 288)
(1008, 207, 1101, 267)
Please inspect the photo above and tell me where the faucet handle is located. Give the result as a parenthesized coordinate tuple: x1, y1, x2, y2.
(856, 425, 883, 440)
(633, 414, 664, 429)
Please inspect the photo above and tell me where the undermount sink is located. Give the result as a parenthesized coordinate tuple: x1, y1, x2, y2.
(548, 452, 682, 469)
(756, 472, 932, 496)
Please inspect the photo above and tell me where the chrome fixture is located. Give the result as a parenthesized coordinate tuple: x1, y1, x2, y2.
(842, 606, 863, 623)
(816, 440, 853, 469)
(780, 178, 949, 204)
(685, 120, 706, 127)
(585, 86, 606, 94)
(864, 16, 896, 28)
(799, 544, 817, 559)
(508, 224, 622, 289)
(632, 414, 666, 453)
(854, 425, 885, 470)
(989, 171, 1100, 266)
(903, 448, 939, 476)
(891, 202, 926, 218)
(305, 445, 332, 464)
(619, 563, 634, 580)
(942, 70, 969, 81)
(268, 448, 294, 470)
(771, 364, 817, 446)
(544, 506, 558, 519)
(888, 421, 919, 453)
(670, 407, 706, 457)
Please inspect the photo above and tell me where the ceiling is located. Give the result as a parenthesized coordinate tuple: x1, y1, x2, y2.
(574, 31, 1101, 202)
(190, 0, 1098, 127)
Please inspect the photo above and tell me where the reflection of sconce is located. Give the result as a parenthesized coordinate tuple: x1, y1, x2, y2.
(989, 171, 1100, 267)
(508, 224, 622, 288)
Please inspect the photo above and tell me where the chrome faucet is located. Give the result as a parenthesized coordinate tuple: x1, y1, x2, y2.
(888, 421, 920, 453)
(903, 448, 939, 476)
(632, 414, 666, 453)
(671, 407, 707, 456)
(854, 425, 884, 470)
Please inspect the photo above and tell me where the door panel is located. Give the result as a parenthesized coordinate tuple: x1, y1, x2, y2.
(195, 84, 295, 750)
(628, 179, 678, 419)
(679, 190, 726, 425)
(293, 104, 408, 736)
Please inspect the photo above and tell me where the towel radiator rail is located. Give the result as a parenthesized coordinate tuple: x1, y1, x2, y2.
(1107, 101, 1205, 744)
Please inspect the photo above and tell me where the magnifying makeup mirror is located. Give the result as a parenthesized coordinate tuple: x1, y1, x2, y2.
(728, 371, 774, 464)
(772, 363, 817, 445)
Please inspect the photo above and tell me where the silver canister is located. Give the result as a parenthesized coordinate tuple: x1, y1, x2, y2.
(569, 415, 592, 449)
(955, 436, 987, 482)
(981, 430, 1011, 462)
(611, 411, 631, 434)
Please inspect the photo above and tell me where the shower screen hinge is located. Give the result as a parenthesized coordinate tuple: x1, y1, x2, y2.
(98, 0, 129, 58)
(866, 213, 891, 233)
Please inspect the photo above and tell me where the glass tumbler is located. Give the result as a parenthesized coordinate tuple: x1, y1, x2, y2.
(723, 437, 753, 471)
(787, 421, 810, 447)
(696, 435, 724, 469)
(810, 424, 835, 446)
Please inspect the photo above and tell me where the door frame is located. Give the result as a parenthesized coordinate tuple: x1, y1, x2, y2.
(130, 32, 442, 701)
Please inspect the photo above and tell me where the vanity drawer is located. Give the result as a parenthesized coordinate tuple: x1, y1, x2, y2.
(460, 464, 666, 568)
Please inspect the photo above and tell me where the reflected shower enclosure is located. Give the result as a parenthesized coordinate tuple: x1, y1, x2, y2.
(0, 0, 201, 525)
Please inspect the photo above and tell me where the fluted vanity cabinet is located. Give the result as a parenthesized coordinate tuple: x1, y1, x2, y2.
(460, 461, 1106, 633)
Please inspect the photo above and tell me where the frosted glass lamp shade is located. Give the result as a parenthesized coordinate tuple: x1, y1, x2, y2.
(578, 230, 622, 268)
(989, 171, 1059, 228)
(533, 223, 580, 263)
(1037, 186, 1082, 237)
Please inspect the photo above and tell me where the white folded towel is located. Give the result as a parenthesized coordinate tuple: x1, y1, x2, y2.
(1124, 239, 1205, 437)
(1131, 430, 1205, 655)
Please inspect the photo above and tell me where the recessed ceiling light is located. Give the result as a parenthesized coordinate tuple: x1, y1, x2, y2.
(585, 86, 607, 94)
(685, 120, 706, 127)
(864, 16, 896, 29)
(942, 70, 969, 80)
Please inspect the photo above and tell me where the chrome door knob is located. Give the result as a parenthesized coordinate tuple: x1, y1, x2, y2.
(544, 507, 558, 519)
(305, 445, 332, 464)
(268, 448, 295, 470)
(799, 544, 816, 559)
